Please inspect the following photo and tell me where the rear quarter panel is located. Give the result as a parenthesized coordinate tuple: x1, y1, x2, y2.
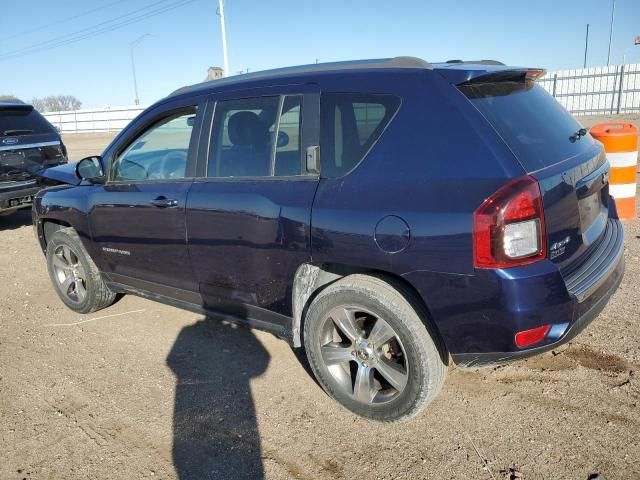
(310, 70, 525, 276)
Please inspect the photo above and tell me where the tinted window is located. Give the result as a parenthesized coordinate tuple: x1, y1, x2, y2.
(459, 81, 593, 172)
(112, 109, 196, 181)
(208, 95, 303, 177)
(0, 106, 56, 136)
(320, 93, 401, 177)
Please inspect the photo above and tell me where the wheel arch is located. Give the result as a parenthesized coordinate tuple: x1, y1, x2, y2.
(39, 219, 73, 252)
(291, 262, 446, 357)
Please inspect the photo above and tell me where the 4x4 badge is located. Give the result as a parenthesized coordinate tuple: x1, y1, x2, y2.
(550, 236, 570, 259)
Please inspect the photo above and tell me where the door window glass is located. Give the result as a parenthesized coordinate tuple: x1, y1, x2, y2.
(111, 109, 196, 181)
(208, 95, 303, 177)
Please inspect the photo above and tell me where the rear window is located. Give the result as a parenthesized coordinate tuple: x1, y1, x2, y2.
(320, 93, 400, 177)
(0, 106, 56, 136)
(459, 81, 593, 172)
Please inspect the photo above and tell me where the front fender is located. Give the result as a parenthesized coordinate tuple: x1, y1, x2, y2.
(33, 184, 95, 258)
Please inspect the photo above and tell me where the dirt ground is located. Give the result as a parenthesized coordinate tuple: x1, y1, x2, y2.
(61, 132, 117, 162)
(1, 116, 639, 480)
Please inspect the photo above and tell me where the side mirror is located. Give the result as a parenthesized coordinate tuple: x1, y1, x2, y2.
(76, 156, 106, 184)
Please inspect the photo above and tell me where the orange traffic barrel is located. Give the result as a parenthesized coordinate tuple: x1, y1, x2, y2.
(590, 122, 638, 220)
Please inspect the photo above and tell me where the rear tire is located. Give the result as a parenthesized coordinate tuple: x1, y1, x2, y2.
(303, 274, 447, 422)
(46, 227, 116, 314)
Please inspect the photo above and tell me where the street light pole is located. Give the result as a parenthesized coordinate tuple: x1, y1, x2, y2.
(607, 0, 616, 66)
(218, 0, 230, 76)
(583, 24, 589, 68)
(130, 34, 150, 105)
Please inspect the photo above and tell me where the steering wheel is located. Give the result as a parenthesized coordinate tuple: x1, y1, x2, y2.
(158, 151, 187, 179)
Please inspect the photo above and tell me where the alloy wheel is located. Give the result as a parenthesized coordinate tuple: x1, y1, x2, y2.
(318, 306, 409, 404)
(52, 245, 87, 304)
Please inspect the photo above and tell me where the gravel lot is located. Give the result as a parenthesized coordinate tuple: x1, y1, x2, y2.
(1, 117, 639, 479)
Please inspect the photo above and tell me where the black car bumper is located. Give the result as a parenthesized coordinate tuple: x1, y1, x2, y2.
(0, 181, 40, 212)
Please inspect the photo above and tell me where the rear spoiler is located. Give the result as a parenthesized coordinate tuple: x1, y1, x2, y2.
(0, 103, 34, 112)
(437, 67, 546, 85)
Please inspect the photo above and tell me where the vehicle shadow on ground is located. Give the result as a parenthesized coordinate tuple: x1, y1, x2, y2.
(167, 316, 269, 480)
(0, 209, 32, 230)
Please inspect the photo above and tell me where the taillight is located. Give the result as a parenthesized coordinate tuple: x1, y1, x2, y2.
(473, 176, 546, 268)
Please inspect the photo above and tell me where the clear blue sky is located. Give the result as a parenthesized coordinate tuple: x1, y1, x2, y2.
(1, 0, 638, 108)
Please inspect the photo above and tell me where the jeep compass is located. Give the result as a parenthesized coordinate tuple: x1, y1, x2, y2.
(33, 57, 625, 422)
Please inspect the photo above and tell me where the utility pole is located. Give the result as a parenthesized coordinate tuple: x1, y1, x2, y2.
(607, 0, 616, 66)
(218, 0, 230, 76)
(130, 34, 150, 105)
(583, 24, 589, 68)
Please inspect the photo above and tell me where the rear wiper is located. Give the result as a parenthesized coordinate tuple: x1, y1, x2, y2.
(2, 129, 34, 136)
(569, 128, 588, 143)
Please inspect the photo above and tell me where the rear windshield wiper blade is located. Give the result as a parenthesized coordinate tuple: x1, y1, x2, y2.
(569, 128, 588, 143)
(2, 129, 35, 136)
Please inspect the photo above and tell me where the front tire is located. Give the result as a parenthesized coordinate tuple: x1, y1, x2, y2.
(46, 227, 116, 314)
(303, 274, 447, 422)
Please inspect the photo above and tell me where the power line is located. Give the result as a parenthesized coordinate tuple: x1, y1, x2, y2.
(0, 0, 130, 42)
(0, 0, 197, 62)
(0, 0, 175, 59)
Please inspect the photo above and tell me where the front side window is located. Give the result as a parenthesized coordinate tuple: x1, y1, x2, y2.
(320, 93, 401, 178)
(207, 95, 303, 177)
(111, 109, 196, 181)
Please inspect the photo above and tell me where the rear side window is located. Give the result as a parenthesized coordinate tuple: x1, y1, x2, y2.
(459, 81, 593, 172)
(321, 93, 400, 177)
(0, 106, 56, 136)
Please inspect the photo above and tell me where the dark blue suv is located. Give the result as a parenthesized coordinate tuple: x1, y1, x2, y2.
(33, 57, 625, 422)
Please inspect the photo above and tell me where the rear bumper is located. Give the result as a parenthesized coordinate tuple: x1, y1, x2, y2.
(0, 182, 40, 212)
(404, 218, 625, 368)
(451, 246, 625, 368)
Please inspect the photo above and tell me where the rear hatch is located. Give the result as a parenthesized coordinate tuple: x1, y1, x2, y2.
(454, 68, 611, 273)
(0, 104, 67, 186)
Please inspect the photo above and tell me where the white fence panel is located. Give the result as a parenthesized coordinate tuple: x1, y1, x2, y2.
(538, 63, 640, 115)
(43, 106, 145, 133)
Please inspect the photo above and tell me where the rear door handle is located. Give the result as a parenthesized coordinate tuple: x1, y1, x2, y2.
(150, 196, 179, 208)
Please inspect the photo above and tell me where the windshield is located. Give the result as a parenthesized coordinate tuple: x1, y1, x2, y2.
(459, 80, 594, 172)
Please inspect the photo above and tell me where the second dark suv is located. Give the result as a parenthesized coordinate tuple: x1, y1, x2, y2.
(0, 102, 67, 215)
(33, 57, 625, 422)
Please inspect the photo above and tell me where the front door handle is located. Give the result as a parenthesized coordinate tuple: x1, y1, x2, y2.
(150, 196, 178, 208)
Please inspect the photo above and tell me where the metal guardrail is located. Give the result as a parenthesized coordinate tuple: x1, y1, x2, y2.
(538, 63, 640, 116)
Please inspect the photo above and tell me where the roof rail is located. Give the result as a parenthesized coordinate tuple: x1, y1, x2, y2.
(445, 59, 505, 66)
(171, 56, 432, 97)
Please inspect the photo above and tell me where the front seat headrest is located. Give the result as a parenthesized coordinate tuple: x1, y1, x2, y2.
(228, 111, 266, 147)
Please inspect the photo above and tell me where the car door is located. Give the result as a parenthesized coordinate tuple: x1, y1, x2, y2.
(87, 97, 205, 302)
(186, 84, 320, 329)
